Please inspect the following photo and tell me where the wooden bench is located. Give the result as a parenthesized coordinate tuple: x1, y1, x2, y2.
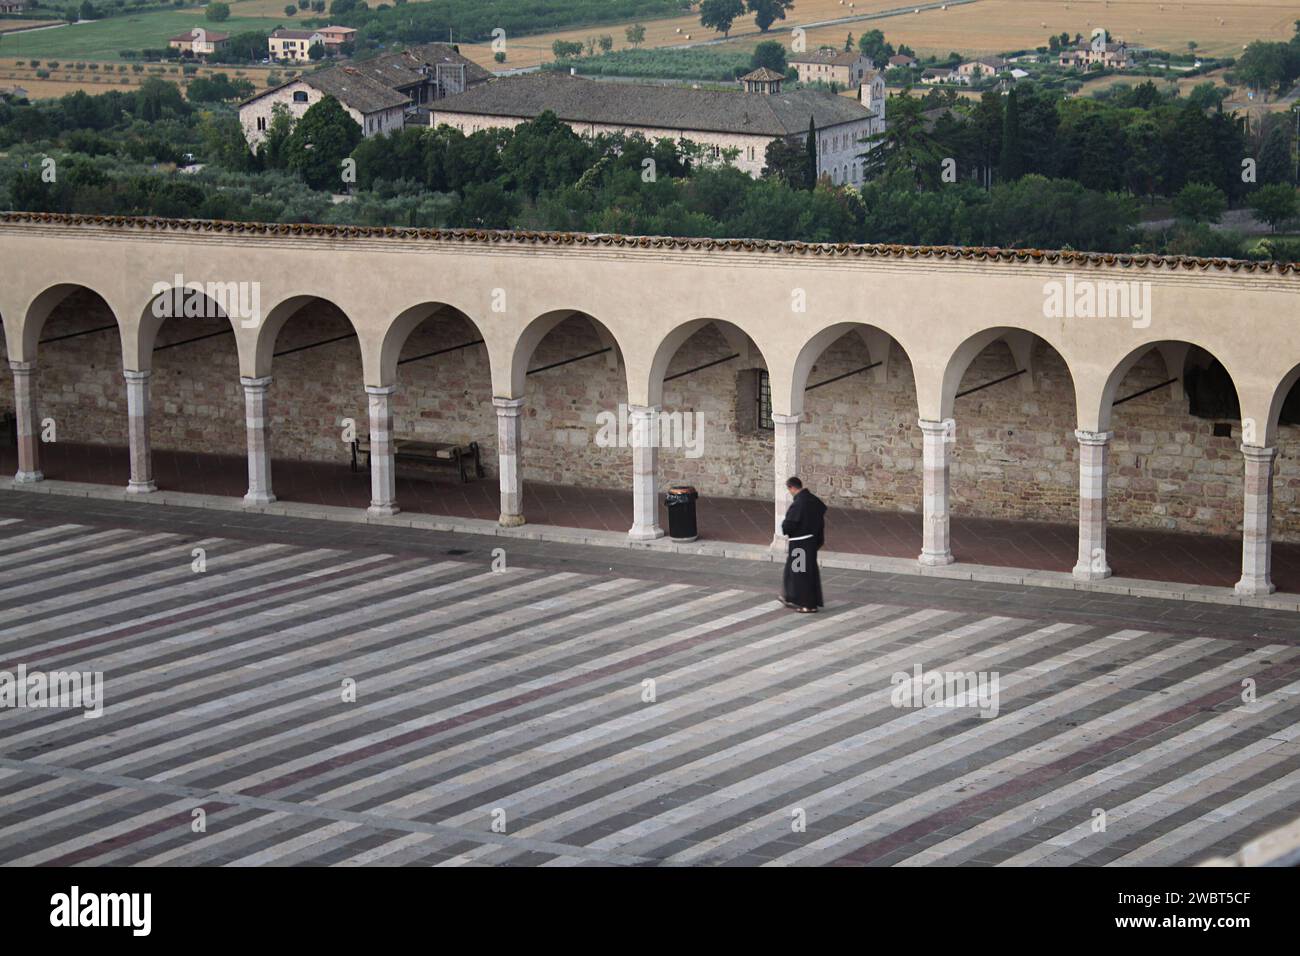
(351, 437, 484, 483)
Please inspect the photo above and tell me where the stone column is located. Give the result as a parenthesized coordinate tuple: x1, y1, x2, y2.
(241, 375, 275, 506)
(628, 404, 663, 540)
(366, 384, 398, 517)
(494, 396, 526, 527)
(918, 418, 955, 566)
(9, 360, 42, 483)
(771, 413, 800, 546)
(124, 369, 156, 494)
(1072, 430, 1113, 581)
(1235, 444, 1278, 597)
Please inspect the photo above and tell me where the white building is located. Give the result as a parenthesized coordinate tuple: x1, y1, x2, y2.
(429, 73, 886, 185)
(238, 67, 409, 148)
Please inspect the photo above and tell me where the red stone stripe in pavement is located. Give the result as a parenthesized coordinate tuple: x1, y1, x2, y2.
(4, 442, 1297, 592)
(827, 656, 1300, 866)
(38, 801, 235, 868)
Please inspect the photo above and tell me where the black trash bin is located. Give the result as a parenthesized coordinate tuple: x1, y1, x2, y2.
(665, 485, 699, 542)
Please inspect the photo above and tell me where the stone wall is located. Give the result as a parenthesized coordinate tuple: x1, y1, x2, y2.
(5, 292, 1300, 540)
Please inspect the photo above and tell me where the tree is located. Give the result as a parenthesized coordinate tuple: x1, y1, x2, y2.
(78, 0, 98, 19)
(308, 42, 324, 61)
(1173, 182, 1227, 223)
(448, 181, 519, 229)
(285, 95, 362, 190)
(284, 4, 296, 15)
(1236, 41, 1292, 96)
(134, 77, 187, 122)
(806, 114, 817, 187)
(746, 0, 794, 33)
(858, 29, 894, 64)
(187, 72, 254, 102)
(205, 1, 229, 21)
(860, 93, 942, 188)
(750, 40, 786, 74)
(625, 24, 646, 48)
(998, 87, 1022, 181)
(764, 136, 810, 189)
(552, 39, 583, 59)
(1256, 121, 1293, 185)
(200, 112, 255, 172)
(1249, 184, 1298, 232)
(500, 110, 594, 198)
(599, 35, 613, 54)
(700, 0, 745, 38)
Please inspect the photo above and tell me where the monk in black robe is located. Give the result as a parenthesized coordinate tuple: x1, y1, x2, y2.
(779, 477, 827, 613)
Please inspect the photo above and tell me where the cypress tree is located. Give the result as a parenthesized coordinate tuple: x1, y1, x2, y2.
(999, 88, 1023, 182)
(806, 115, 818, 188)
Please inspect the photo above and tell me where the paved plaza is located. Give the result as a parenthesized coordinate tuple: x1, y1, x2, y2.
(0, 491, 1298, 866)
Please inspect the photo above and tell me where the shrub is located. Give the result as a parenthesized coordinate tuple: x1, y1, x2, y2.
(35, 69, 50, 78)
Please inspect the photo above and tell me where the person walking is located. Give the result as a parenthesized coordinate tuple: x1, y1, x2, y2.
(778, 476, 826, 613)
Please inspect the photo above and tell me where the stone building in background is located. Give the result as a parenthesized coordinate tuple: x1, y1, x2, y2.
(429, 72, 886, 184)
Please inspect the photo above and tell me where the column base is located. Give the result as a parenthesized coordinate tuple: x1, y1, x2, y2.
(918, 550, 955, 567)
(1072, 562, 1112, 582)
(1234, 578, 1276, 597)
(367, 503, 400, 518)
(499, 513, 526, 528)
(126, 479, 157, 494)
(628, 525, 665, 541)
(14, 470, 43, 483)
(243, 491, 277, 507)
(770, 534, 787, 551)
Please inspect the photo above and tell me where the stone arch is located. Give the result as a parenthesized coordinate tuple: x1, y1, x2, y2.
(947, 331, 1081, 530)
(376, 300, 492, 389)
(507, 309, 629, 401)
(251, 294, 364, 380)
(1093, 340, 1241, 436)
(1266, 364, 1300, 447)
(789, 322, 916, 418)
(145, 288, 246, 487)
(136, 283, 243, 373)
(936, 326, 1076, 424)
(645, 318, 774, 411)
(21, 283, 122, 362)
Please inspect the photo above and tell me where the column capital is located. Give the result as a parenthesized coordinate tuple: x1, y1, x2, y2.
(123, 368, 151, 383)
(493, 396, 526, 413)
(918, 417, 954, 436)
(8, 360, 35, 374)
(1074, 429, 1113, 446)
(240, 375, 273, 389)
(1241, 444, 1278, 462)
(365, 384, 397, 397)
(626, 403, 660, 418)
(771, 413, 801, 426)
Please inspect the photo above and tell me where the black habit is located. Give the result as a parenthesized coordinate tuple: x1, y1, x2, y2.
(781, 488, 827, 610)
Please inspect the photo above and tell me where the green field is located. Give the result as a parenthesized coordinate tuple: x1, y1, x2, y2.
(0, 11, 288, 61)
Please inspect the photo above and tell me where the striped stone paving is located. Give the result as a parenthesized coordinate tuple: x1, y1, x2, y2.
(1, 515, 1298, 867)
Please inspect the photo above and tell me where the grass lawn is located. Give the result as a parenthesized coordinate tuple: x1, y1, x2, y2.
(0, 11, 288, 61)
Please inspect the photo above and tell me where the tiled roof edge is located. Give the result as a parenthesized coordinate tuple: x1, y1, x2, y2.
(1, 211, 1297, 275)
